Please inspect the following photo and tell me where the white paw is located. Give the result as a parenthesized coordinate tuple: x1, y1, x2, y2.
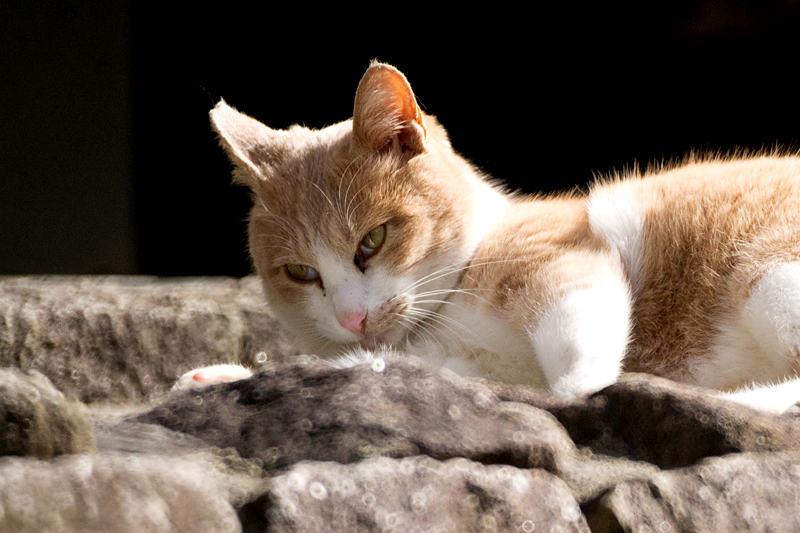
(171, 364, 254, 393)
(530, 285, 630, 398)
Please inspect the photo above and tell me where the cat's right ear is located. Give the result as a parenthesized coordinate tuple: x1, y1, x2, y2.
(209, 100, 285, 186)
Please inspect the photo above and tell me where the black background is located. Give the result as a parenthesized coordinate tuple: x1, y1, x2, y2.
(2, 2, 799, 276)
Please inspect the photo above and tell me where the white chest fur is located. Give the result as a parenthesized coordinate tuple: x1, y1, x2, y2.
(407, 295, 549, 388)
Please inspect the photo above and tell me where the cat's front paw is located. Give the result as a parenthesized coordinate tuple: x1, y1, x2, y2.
(170, 364, 254, 393)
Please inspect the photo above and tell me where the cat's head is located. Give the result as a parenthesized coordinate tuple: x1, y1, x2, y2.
(210, 62, 494, 355)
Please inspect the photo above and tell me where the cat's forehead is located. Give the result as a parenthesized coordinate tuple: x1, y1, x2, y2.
(261, 123, 363, 189)
(250, 199, 353, 260)
(277, 121, 352, 159)
(250, 158, 430, 270)
(255, 166, 404, 230)
(256, 123, 422, 217)
(252, 160, 399, 242)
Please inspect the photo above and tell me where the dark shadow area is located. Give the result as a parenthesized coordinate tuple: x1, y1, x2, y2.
(3, 2, 799, 274)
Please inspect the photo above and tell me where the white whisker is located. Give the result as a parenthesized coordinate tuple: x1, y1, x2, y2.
(406, 306, 476, 339)
(345, 181, 373, 223)
(340, 156, 365, 227)
(403, 309, 477, 357)
(394, 311, 447, 354)
(311, 182, 337, 214)
(255, 198, 295, 233)
(405, 257, 528, 294)
(251, 233, 294, 246)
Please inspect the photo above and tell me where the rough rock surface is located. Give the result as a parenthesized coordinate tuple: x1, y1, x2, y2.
(3, 276, 800, 532)
(249, 456, 588, 532)
(0, 367, 96, 458)
(0, 454, 246, 533)
(0, 276, 295, 403)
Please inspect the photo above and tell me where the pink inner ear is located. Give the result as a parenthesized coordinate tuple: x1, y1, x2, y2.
(192, 371, 211, 382)
(353, 63, 427, 154)
(378, 69, 426, 135)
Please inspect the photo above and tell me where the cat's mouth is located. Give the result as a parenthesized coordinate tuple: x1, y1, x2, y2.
(355, 299, 410, 348)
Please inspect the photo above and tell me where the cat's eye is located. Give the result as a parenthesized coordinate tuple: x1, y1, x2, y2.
(359, 225, 386, 259)
(285, 264, 320, 282)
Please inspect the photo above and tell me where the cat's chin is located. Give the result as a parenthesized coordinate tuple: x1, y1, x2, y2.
(359, 329, 406, 350)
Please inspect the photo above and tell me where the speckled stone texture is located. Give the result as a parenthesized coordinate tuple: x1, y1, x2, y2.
(0, 367, 96, 458)
(3, 276, 800, 532)
(0, 276, 295, 403)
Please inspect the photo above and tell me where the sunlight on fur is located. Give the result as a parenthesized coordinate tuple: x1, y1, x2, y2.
(175, 61, 800, 415)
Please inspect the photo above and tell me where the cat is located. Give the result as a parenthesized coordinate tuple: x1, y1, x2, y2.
(181, 60, 800, 414)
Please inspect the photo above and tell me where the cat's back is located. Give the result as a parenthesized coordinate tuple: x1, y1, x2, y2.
(588, 154, 800, 380)
(609, 154, 800, 215)
(589, 154, 800, 282)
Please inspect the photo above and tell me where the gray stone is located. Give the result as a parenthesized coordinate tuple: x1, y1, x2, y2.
(494, 373, 800, 468)
(248, 456, 589, 533)
(594, 451, 800, 532)
(0, 454, 244, 533)
(0, 276, 295, 403)
(0, 367, 96, 458)
(4, 275, 800, 532)
(137, 358, 579, 474)
(138, 357, 662, 504)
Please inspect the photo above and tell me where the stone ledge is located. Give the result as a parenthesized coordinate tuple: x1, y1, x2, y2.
(2, 276, 800, 532)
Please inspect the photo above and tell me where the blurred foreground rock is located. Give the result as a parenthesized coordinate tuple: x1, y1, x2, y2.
(0, 367, 96, 458)
(3, 276, 800, 532)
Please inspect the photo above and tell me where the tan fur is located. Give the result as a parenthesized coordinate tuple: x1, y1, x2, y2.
(238, 112, 478, 343)
(209, 62, 800, 409)
(463, 197, 621, 326)
(613, 157, 800, 385)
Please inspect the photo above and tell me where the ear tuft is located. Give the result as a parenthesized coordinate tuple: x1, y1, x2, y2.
(209, 100, 286, 186)
(352, 62, 427, 157)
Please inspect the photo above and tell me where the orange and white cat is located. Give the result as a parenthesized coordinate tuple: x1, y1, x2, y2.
(183, 61, 800, 414)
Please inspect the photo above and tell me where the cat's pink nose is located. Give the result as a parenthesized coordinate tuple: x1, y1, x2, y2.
(338, 311, 367, 334)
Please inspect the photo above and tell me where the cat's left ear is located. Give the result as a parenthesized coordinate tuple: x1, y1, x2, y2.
(352, 62, 427, 157)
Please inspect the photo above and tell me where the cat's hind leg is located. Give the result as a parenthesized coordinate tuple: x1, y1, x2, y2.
(718, 377, 800, 414)
(706, 261, 800, 413)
